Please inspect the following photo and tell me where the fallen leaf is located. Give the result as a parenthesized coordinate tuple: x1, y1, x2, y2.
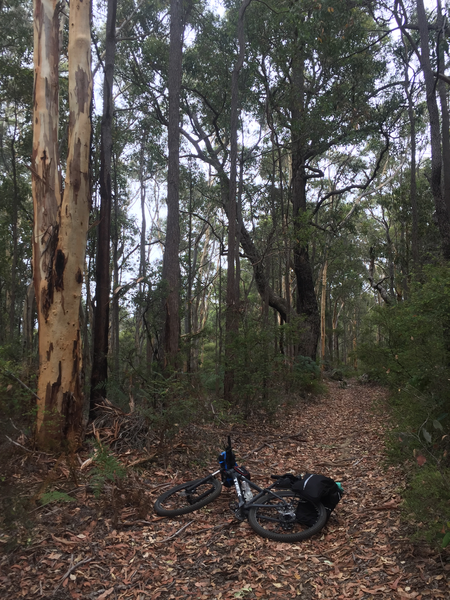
(97, 588, 114, 600)
(416, 455, 427, 467)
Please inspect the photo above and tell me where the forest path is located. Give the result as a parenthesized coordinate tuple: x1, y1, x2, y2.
(1, 381, 449, 599)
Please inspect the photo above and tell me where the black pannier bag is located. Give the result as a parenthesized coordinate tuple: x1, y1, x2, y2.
(292, 473, 343, 523)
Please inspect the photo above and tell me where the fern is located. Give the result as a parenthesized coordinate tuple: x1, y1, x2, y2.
(90, 443, 127, 498)
(40, 491, 75, 505)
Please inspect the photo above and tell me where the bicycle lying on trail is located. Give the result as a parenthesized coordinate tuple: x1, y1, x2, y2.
(154, 437, 328, 543)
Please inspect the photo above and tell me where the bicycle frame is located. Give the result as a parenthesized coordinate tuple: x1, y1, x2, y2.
(225, 468, 289, 512)
(154, 436, 328, 542)
(185, 465, 295, 514)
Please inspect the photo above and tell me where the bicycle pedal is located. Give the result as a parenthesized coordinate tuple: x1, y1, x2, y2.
(229, 502, 246, 521)
(234, 509, 246, 521)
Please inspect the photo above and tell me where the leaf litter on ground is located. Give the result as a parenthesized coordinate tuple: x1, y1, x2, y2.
(0, 381, 449, 599)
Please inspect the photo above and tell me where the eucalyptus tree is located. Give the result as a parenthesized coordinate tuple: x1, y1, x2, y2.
(178, 0, 392, 360)
(159, 0, 185, 371)
(224, 0, 252, 401)
(246, 0, 393, 357)
(394, 0, 450, 260)
(101, 0, 399, 390)
(32, 0, 92, 449)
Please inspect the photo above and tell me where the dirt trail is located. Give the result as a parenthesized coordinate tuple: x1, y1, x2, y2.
(1, 381, 449, 599)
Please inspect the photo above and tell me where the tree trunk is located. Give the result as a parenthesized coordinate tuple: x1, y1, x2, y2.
(320, 260, 327, 370)
(32, 0, 92, 449)
(135, 135, 147, 360)
(403, 44, 420, 267)
(90, 0, 117, 416)
(352, 312, 358, 370)
(291, 50, 320, 360)
(223, 0, 251, 402)
(9, 116, 19, 338)
(416, 0, 450, 259)
(22, 281, 36, 359)
(437, 0, 450, 218)
(332, 299, 343, 366)
(111, 153, 120, 375)
(185, 165, 193, 372)
(160, 0, 183, 370)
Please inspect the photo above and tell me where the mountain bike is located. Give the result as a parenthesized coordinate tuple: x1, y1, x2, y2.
(154, 437, 327, 542)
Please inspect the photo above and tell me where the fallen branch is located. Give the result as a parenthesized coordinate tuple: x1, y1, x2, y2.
(128, 454, 157, 467)
(245, 442, 274, 456)
(288, 435, 308, 442)
(1, 367, 41, 401)
(5, 434, 32, 453)
(53, 556, 92, 594)
(120, 519, 162, 527)
(153, 521, 194, 543)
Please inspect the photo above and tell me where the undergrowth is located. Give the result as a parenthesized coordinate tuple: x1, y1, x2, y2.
(358, 264, 450, 548)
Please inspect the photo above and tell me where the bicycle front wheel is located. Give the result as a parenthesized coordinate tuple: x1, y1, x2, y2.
(154, 477, 222, 516)
(248, 490, 327, 542)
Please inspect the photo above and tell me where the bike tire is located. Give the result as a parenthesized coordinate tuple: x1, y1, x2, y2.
(247, 490, 327, 542)
(154, 477, 222, 517)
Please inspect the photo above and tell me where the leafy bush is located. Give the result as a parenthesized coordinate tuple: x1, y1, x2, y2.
(0, 355, 36, 436)
(230, 326, 276, 417)
(358, 264, 450, 546)
(402, 467, 450, 547)
(288, 355, 326, 397)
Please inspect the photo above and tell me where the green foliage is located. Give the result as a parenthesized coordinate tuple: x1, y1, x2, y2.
(401, 467, 450, 548)
(359, 264, 450, 394)
(358, 264, 450, 545)
(291, 355, 325, 396)
(39, 490, 76, 506)
(90, 443, 127, 498)
(233, 586, 253, 598)
(229, 325, 277, 417)
(443, 528, 450, 549)
(139, 382, 200, 444)
(0, 356, 36, 435)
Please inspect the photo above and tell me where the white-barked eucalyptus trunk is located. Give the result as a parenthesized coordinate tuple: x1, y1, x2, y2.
(32, 0, 92, 449)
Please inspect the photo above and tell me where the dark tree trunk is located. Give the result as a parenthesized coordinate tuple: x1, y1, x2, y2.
(404, 49, 420, 268)
(416, 0, 450, 259)
(160, 0, 183, 370)
(437, 0, 450, 218)
(290, 49, 320, 360)
(224, 0, 251, 402)
(9, 122, 19, 338)
(111, 154, 120, 375)
(135, 135, 147, 359)
(185, 165, 194, 373)
(90, 0, 117, 416)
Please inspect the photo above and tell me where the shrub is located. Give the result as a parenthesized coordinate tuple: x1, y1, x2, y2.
(358, 264, 450, 546)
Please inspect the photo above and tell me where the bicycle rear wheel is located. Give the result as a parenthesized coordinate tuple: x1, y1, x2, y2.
(247, 490, 327, 542)
(154, 477, 222, 516)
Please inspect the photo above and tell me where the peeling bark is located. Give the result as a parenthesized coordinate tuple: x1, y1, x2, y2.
(33, 0, 92, 450)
